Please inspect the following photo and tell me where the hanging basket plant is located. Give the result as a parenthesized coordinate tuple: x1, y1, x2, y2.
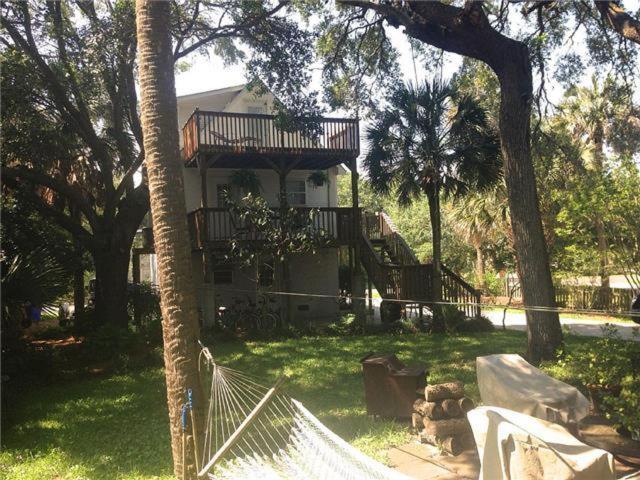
(230, 169, 262, 196)
(307, 170, 328, 188)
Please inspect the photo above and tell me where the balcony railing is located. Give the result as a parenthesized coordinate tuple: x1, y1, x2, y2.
(182, 110, 359, 163)
(188, 207, 360, 249)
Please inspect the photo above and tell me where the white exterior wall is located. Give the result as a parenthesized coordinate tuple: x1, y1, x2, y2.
(183, 167, 340, 211)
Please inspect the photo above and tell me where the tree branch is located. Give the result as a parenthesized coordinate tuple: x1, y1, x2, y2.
(595, 0, 640, 44)
(2, 165, 100, 230)
(173, 0, 290, 60)
(2, 175, 95, 248)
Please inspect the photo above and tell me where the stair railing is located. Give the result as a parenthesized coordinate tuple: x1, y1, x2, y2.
(359, 211, 481, 318)
(360, 235, 401, 299)
(441, 265, 481, 318)
(378, 212, 419, 265)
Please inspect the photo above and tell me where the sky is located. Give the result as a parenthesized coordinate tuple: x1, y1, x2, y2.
(174, 26, 457, 102)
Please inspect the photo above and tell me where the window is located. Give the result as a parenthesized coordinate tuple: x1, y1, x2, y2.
(213, 265, 233, 285)
(286, 180, 306, 205)
(217, 184, 231, 207)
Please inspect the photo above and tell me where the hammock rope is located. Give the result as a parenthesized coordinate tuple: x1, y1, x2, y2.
(196, 344, 410, 479)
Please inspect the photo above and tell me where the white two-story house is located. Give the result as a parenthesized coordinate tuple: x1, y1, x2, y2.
(132, 82, 481, 329)
(134, 82, 362, 327)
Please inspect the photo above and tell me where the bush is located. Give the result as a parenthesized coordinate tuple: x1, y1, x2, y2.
(385, 318, 421, 335)
(456, 315, 495, 333)
(547, 325, 640, 438)
(437, 305, 494, 334)
(128, 283, 162, 337)
(483, 271, 504, 297)
(325, 314, 362, 336)
(603, 376, 640, 440)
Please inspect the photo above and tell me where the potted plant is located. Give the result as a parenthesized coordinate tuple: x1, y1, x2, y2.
(229, 169, 262, 196)
(307, 170, 328, 188)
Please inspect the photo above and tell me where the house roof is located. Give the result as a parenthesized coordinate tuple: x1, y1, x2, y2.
(177, 83, 246, 102)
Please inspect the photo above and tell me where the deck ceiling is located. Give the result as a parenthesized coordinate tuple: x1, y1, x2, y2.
(184, 150, 355, 170)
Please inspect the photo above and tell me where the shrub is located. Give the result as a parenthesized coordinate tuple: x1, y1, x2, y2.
(325, 314, 362, 336)
(548, 325, 640, 438)
(385, 318, 421, 334)
(128, 283, 162, 337)
(603, 376, 640, 440)
(456, 315, 495, 333)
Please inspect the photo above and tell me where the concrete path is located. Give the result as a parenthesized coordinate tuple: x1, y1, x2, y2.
(483, 309, 639, 341)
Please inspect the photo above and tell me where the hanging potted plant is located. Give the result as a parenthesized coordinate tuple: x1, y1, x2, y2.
(230, 169, 262, 196)
(307, 170, 328, 188)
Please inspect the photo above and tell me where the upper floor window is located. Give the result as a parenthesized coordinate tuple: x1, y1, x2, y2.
(286, 180, 306, 206)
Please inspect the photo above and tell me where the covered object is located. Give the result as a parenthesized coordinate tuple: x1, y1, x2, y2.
(360, 353, 426, 418)
(476, 354, 590, 425)
(468, 406, 614, 480)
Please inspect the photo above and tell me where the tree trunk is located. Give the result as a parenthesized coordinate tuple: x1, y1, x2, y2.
(426, 184, 444, 333)
(136, 2, 205, 479)
(474, 241, 486, 292)
(495, 48, 562, 364)
(592, 127, 610, 308)
(93, 246, 131, 329)
(73, 263, 85, 317)
(335, 0, 563, 359)
(71, 206, 85, 317)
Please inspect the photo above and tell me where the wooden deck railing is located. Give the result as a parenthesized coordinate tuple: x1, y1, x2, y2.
(187, 207, 359, 248)
(182, 110, 359, 162)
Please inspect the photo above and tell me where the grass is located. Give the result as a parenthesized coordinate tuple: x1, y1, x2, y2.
(1, 330, 600, 480)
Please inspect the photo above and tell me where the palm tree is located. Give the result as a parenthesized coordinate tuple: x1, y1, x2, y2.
(364, 80, 501, 331)
(448, 187, 510, 291)
(557, 77, 640, 304)
(135, 2, 204, 478)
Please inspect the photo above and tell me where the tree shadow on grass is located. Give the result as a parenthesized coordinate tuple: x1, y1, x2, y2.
(3, 330, 600, 476)
(2, 368, 174, 479)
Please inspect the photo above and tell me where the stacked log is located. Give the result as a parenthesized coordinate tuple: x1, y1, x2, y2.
(412, 381, 476, 456)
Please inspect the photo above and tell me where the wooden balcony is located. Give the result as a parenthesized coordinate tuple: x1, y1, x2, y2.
(182, 110, 359, 170)
(188, 207, 360, 250)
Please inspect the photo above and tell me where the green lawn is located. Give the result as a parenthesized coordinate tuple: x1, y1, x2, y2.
(1, 331, 598, 480)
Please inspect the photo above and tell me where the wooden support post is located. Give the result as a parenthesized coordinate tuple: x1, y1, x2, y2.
(368, 277, 373, 313)
(132, 252, 141, 326)
(132, 252, 141, 284)
(199, 157, 209, 209)
(349, 157, 365, 323)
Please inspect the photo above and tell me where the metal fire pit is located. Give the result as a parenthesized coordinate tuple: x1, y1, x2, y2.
(360, 352, 427, 418)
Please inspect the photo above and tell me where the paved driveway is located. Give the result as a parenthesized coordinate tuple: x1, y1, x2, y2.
(367, 298, 639, 341)
(483, 309, 639, 341)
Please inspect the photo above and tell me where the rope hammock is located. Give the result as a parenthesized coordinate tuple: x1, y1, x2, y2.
(195, 344, 410, 480)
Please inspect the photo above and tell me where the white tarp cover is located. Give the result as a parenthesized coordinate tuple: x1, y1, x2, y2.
(476, 354, 590, 425)
(468, 406, 615, 480)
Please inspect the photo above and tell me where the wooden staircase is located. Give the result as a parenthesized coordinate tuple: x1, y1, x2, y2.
(360, 211, 481, 318)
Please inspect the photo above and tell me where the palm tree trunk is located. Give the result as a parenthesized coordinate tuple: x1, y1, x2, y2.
(592, 127, 610, 308)
(135, 2, 204, 478)
(474, 241, 486, 292)
(496, 48, 562, 364)
(426, 184, 444, 333)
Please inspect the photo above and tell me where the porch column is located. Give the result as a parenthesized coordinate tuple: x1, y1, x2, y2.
(349, 157, 366, 325)
(132, 251, 141, 326)
(199, 157, 208, 208)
